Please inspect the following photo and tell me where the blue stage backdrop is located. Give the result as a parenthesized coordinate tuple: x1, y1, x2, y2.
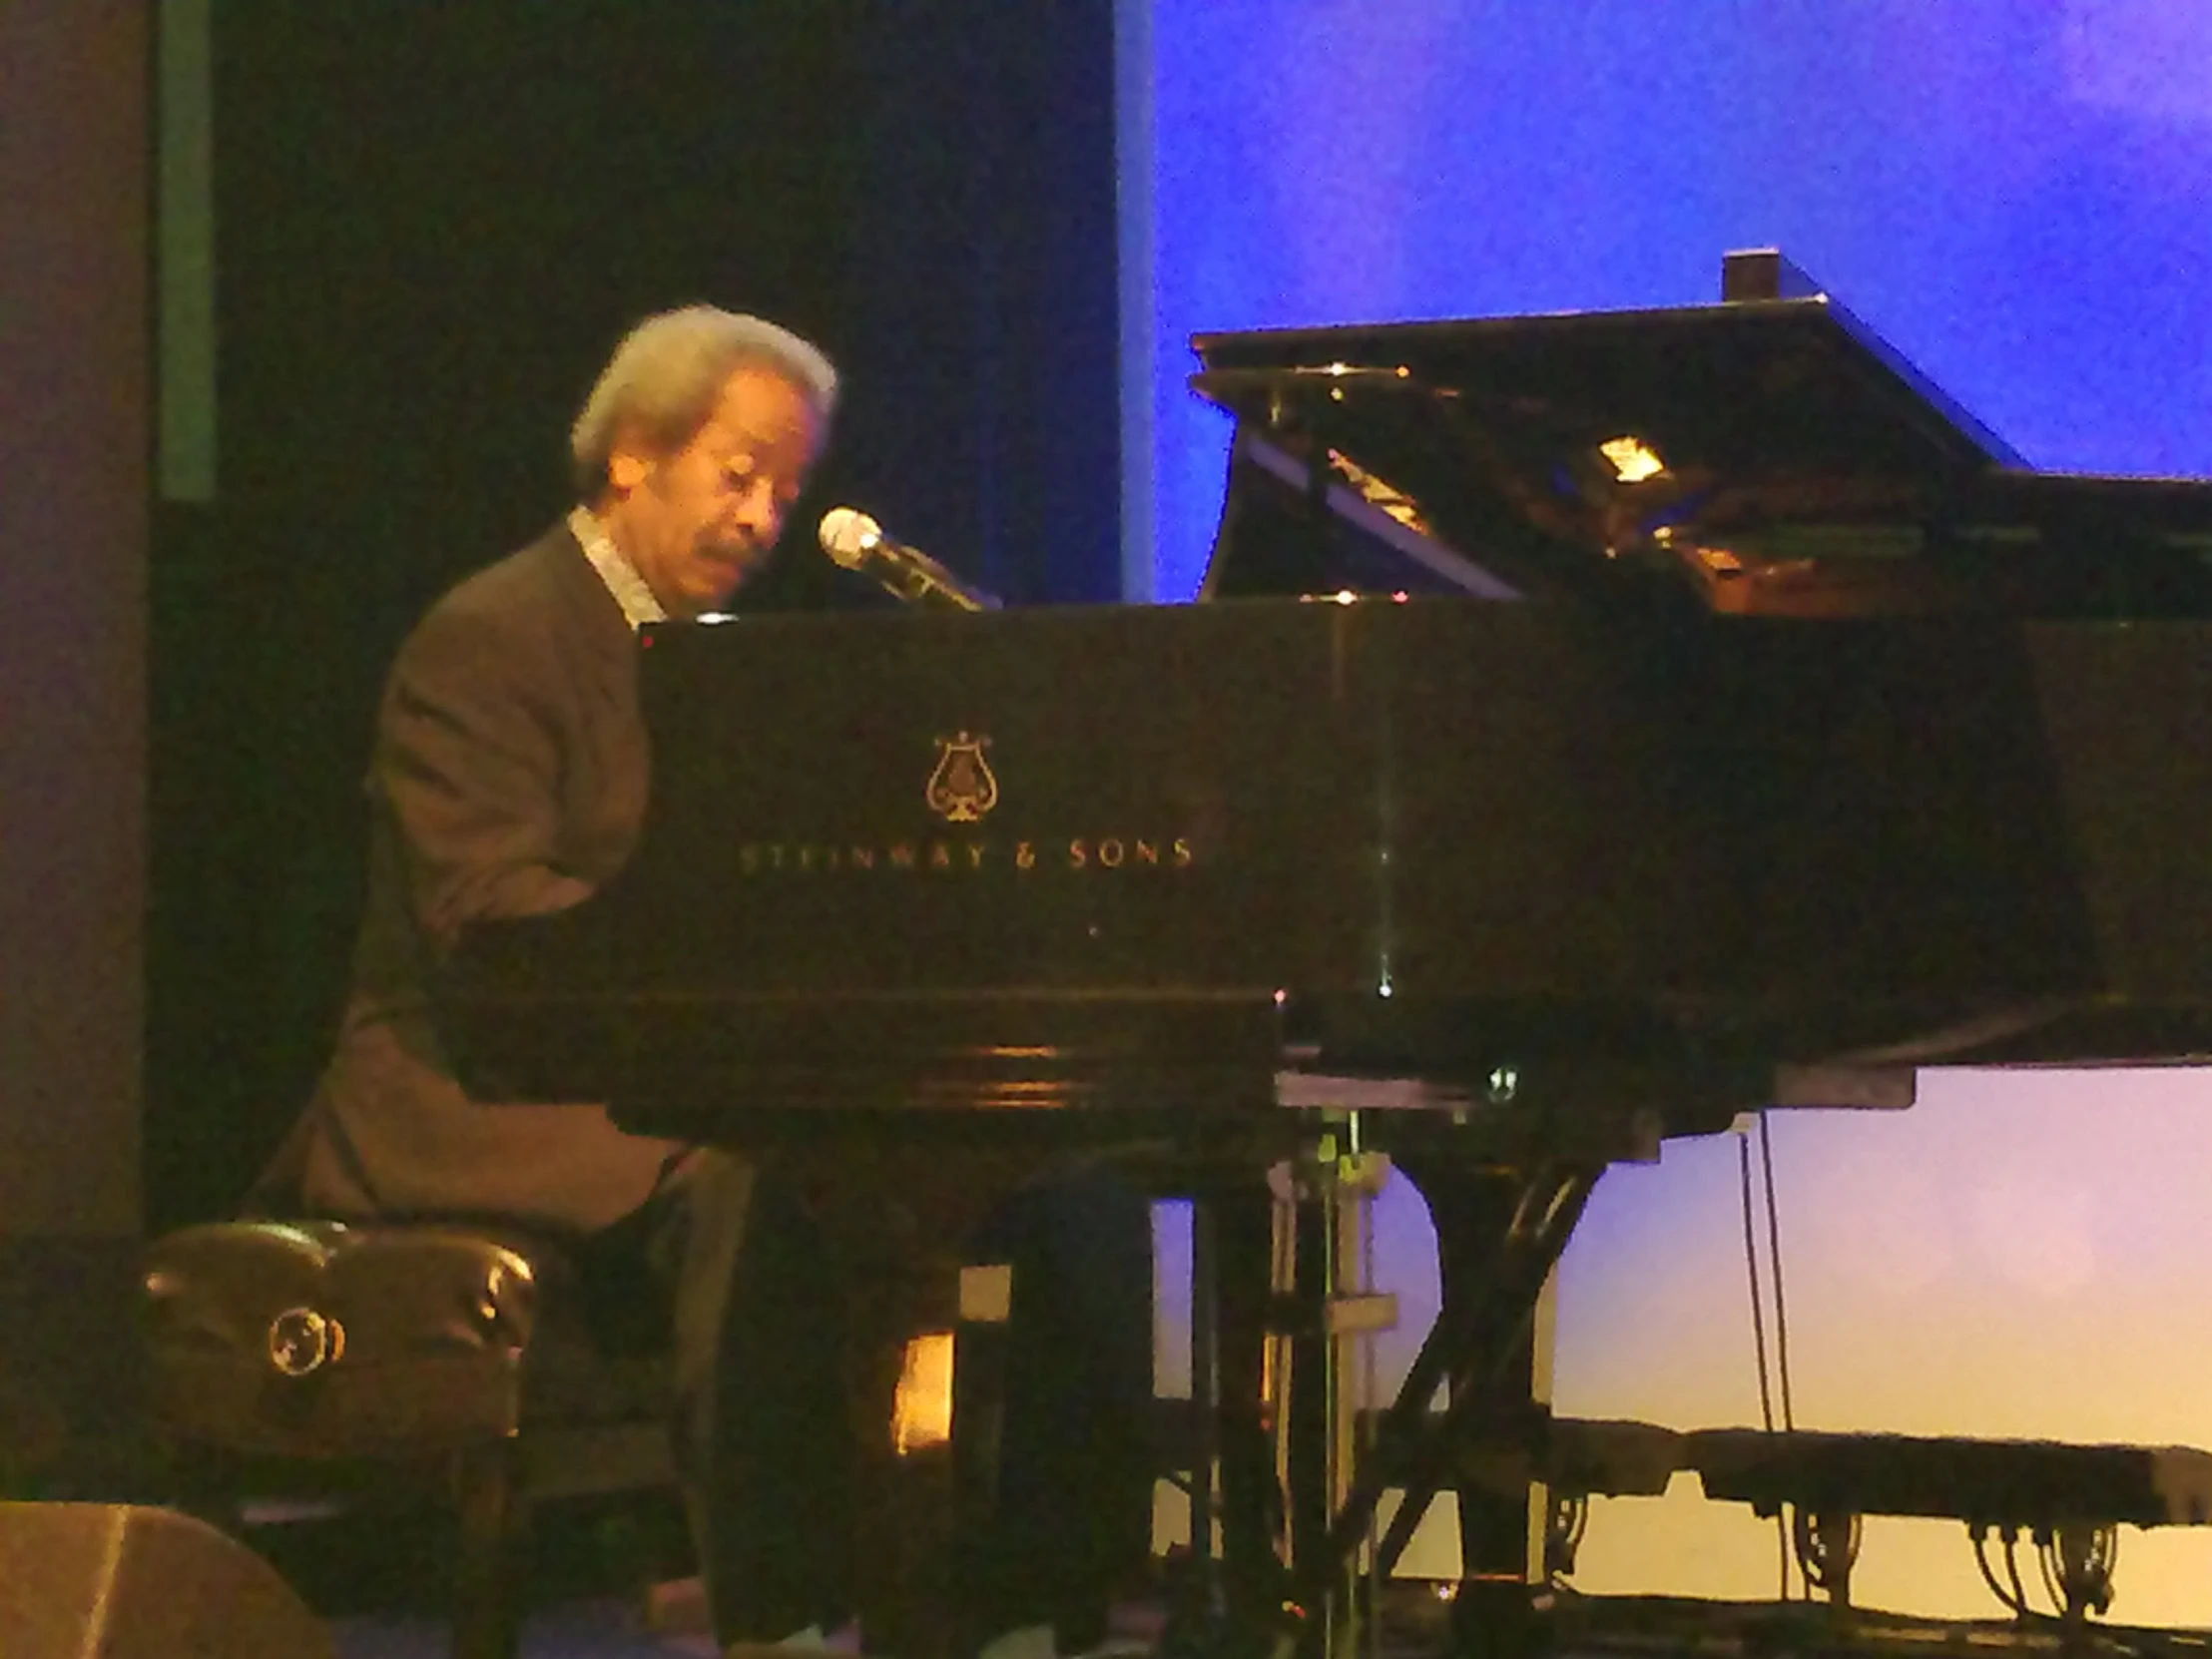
(1133, 0, 2212, 602)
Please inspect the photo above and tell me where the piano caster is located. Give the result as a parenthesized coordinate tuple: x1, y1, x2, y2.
(1968, 1520, 2117, 1626)
(1792, 1506, 1862, 1608)
(1442, 1579, 1551, 1659)
(2045, 1522, 2119, 1624)
(1153, 1554, 1295, 1659)
(1542, 1492, 1587, 1583)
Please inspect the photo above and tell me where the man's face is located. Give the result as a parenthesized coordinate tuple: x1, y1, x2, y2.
(603, 363, 824, 619)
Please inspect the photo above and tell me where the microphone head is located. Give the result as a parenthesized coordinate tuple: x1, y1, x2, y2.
(818, 506, 882, 570)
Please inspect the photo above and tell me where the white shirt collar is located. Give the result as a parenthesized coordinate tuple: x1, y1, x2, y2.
(567, 505, 667, 632)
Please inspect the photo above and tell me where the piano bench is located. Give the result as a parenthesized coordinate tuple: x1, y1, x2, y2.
(139, 1219, 677, 1659)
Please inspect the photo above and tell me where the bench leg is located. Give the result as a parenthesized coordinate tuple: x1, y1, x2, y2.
(450, 1438, 527, 1659)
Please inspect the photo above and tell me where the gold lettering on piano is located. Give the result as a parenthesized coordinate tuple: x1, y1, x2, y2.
(1063, 836, 1196, 872)
(733, 832, 1198, 879)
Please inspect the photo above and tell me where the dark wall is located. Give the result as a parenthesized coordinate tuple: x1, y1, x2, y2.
(147, 0, 1122, 1230)
(0, 2, 146, 1241)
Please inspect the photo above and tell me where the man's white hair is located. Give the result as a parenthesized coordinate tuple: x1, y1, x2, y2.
(569, 305, 837, 497)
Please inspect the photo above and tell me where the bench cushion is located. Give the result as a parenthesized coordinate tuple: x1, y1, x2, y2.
(142, 1221, 664, 1459)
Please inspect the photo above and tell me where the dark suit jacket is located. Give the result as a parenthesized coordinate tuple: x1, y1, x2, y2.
(294, 521, 681, 1232)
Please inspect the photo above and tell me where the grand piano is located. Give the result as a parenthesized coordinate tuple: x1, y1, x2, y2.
(441, 253, 2212, 1656)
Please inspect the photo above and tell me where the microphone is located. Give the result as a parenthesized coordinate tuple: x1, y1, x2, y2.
(818, 507, 1001, 612)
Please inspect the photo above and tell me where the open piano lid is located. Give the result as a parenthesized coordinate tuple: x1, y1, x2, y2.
(1191, 261, 2212, 616)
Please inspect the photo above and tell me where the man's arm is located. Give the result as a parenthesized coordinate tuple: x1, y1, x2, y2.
(373, 596, 599, 947)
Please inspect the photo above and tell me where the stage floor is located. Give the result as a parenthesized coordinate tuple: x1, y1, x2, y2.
(331, 1598, 717, 1659)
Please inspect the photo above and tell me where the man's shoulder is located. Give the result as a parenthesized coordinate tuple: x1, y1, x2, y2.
(390, 523, 602, 686)
(432, 523, 590, 625)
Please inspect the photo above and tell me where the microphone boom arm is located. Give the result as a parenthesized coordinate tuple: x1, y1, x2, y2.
(875, 544, 999, 612)
(818, 506, 1002, 611)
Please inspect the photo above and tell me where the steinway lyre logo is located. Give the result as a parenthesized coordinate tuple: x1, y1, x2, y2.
(926, 732, 999, 824)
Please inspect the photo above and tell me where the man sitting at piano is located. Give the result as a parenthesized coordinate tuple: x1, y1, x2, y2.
(257, 305, 1150, 1656)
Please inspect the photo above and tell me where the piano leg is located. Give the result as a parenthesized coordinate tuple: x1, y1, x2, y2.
(785, 1144, 1154, 1659)
(847, 1322, 959, 1659)
(1309, 1155, 1599, 1659)
(781, 1144, 1035, 1659)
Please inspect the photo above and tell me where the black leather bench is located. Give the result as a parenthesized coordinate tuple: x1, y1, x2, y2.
(139, 1219, 675, 1659)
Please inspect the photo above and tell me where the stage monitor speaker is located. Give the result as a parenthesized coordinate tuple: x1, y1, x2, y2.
(0, 1501, 332, 1659)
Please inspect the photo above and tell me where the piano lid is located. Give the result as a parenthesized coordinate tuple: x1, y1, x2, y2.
(1190, 284, 2212, 618)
